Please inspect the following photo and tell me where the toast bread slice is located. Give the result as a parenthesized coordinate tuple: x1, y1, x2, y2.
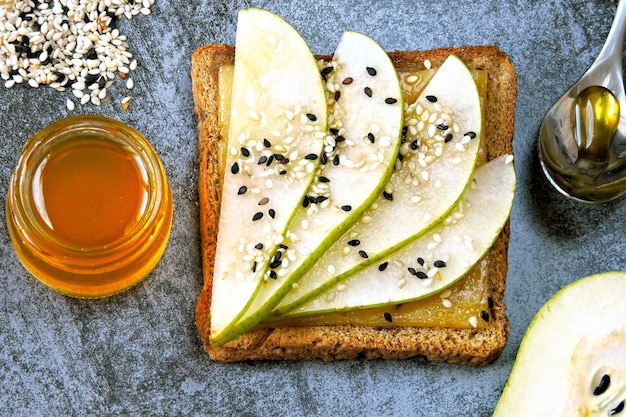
(192, 44, 516, 364)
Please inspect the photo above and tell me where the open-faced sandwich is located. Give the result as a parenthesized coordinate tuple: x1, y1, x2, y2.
(193, 8, 517, 364)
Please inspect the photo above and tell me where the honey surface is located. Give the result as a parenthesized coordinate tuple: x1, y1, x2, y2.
(33, 138, 148, 248)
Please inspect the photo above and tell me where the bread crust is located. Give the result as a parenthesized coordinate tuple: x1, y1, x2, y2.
(193, 44, 516, 364)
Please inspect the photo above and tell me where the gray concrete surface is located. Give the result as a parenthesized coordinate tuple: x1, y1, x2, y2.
(1, 0, 624, 415)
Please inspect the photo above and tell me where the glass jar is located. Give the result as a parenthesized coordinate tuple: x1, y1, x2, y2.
(5, 115, 173, 298)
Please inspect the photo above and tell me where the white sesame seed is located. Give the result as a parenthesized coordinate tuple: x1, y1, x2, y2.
(469, 316, 478, 328)
(505, 154, 514, 164)
(66, 98, 75, 111)
(126, 77, 134, 89)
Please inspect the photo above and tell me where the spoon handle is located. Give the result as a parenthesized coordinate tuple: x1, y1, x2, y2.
(594, 0, 626, 73)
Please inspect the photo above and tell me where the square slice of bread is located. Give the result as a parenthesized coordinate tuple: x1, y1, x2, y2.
(192, 44, 516, 364)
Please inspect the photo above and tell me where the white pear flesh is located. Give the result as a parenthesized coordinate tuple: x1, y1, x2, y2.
(225, 31, 404, 340)
(493, 271, 626, 417)
(275, 54, 482, 314)
(210, 8, 327, 345)
(281, 154, 515, 317)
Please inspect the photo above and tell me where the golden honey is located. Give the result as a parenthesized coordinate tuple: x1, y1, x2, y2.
(6, 115, 173, 298)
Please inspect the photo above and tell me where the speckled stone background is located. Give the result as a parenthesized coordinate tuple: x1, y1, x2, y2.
(1, 0, 625, 415)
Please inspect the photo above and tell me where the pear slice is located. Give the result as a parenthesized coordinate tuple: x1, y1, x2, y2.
(274, 54, 482, 315)
(493, 271, 626, 417)
(210, 8, 327, 345)
(222, 31, 404, 341)
(277, 155, 515, 318)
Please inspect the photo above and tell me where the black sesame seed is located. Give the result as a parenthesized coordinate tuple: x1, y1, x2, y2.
(594, 374, 611, 396)
(333, 155, 340, 166)
(488, 297, 494, 309)
(480, 310, 490, 322)
(358, 250, 368, 258)
(238, 186, 247, 195)
(434, 260, 447, 268)
(383, 312, 392, 323)
(320, 66, 334, 81)
(410, 140, 419, 150)
(258, 155, 268, 165)
(319, 176, 330, 183)
(364, 87, 372, 97)
(610, 401, 624, 415)
(408, 267, 417, 275)
(306, 113, 317, 122)
(334, 91, 341, 101)
(257, 197, 269, 205)
(21, 35, 29, 46)
(279, 169, 287, 175)
(97, 76, 106, 89)
(416, 271, 428, 279)
(252, 212, 263, 221)
(342, 77, 353, 85)
(367, 132, 375, 143)
(437, 123, 449, 130)
(444, 133, 453, 143)
(231, 162, 240, 174)
(269, 270, 278, 280)
(252, 261, 257, 273)
(268, 209, 276, 218)
(279, 244, 288, 249)
(465, 131, 477, 139)
(263, 138, 271, 147)
(309, 196, 317, 204)
(347, 239, 360, 246)
(315, 196, 328, 203)
(329, 128, 340, 136)
(269, 260, 281, 269)
(266, 155, 274, 166)
(426, 95, 438, 103)
(9, 69, 19, 76)
(85, 73, 99, 86)
(274, 154, 284, 162)
(305, 153, 318, 160)
(383, 191, 393, 201)
(321, 153, 328, 165)
(255, 243, 264, 250)
(335, 135, 345, 142)
(366, 67, 377, 76)
(385, 98, 398, 104)
(417, 257, 425, 266)
(378, 262, 388, 271)
(341, 205, 352, 212)
(273, 251, 282, 263)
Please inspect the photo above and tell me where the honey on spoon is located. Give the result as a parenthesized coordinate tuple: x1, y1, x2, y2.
(538, 0, 626, 204)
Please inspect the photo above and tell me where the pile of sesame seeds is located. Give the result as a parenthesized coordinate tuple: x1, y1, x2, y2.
(0, 0, 153, 110)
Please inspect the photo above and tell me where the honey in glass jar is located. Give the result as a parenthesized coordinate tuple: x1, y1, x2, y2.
(6, 115, 173, 298)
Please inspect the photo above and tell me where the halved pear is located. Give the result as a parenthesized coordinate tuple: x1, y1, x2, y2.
(278, 154, 515, 318)
(274, 54, 483, 315)
(493, 271, 626, 417)
(210, 8, 327, 346)
(222, 31, 404, 341)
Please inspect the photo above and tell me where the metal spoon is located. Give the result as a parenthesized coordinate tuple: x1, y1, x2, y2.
(538, 0, 626, 204)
